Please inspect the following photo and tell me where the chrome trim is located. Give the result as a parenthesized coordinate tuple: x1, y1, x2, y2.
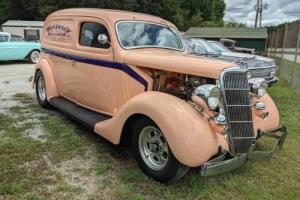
(248, 67, 277, 80)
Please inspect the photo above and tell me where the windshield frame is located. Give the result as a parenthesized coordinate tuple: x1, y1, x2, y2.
(115, 20, 184, 52)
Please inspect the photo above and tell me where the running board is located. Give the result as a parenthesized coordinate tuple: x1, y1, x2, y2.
(49, 97, 111, 131)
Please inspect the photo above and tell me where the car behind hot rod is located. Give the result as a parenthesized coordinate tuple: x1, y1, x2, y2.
(0, 32, 41, 63)
(34, 9, 287, 182)
(183, 37, 278, 84)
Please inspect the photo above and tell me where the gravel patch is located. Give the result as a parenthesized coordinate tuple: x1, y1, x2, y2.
(0, 62, 35, 114)
(24, 123, 47, 143)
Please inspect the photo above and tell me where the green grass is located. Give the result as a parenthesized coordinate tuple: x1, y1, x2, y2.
(0, 80, 300, 199)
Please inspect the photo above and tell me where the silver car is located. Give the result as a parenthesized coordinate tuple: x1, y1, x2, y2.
(183, 38, 278, 84)
(208, 40, 278, 84)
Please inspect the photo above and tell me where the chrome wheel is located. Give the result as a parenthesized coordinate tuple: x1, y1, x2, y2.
(30, 51, 40, 63)
(37, 76, 46, 101)
(138, 126, 169, 171)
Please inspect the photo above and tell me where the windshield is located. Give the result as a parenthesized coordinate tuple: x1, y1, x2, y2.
(0, 35, 9, 42)
(116, 21, 183, 50)
(184, 38, 219, 55)
(208, 41, 231, 53)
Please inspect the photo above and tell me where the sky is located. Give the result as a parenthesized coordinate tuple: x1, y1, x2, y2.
(224, 0, 300, 27)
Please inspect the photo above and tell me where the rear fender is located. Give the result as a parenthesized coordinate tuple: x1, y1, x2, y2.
(94, 92, 228, 167)
(34, 58, 59, 100)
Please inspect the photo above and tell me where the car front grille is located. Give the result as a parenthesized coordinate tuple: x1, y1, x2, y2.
(249, 67, 276, 79)
(221, 69, 255, 154)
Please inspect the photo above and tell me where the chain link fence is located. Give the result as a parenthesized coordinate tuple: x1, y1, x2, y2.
(267, 20, 300, 90)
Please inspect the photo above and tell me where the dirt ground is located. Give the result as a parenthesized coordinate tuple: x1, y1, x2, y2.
(0, 62, 34, 96)
(0, 62, 119, 199)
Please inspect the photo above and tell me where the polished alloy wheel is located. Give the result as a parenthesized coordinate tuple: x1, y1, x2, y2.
(37, 76, 46, 101)
(138, 126, 169, 171)
(31, 51, 40, 63)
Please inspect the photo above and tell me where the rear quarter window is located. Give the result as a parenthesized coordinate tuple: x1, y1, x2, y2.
(43, 19, 75, 46)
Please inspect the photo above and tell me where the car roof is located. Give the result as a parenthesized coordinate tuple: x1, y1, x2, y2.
(207, 40, 218, 43)
(49, 8, 177, 29)
(11, 35, 22, 38)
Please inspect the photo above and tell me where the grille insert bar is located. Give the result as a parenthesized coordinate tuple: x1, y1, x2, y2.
(221, 70, 255, 154)
(250, 67, 276, 79)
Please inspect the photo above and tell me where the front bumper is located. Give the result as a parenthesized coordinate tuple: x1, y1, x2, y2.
(266, 76, 278, 85)
(200, 125, 288, 176)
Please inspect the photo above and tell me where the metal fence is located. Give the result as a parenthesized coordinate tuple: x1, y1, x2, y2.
(267, 20, 300, 90)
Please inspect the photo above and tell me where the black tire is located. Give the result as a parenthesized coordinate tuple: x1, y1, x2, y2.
(132, 117, 189, 183)
(28, 50, 40, 64)
(35, 70, 51, 109)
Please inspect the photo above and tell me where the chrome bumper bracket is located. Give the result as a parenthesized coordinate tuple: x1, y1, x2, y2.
(200, 125, 288, 176)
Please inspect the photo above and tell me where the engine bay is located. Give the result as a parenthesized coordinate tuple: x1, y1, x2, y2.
(151, 70, 216, 100)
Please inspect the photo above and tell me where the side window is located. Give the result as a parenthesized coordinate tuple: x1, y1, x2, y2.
(0, 35, 9, 42)
(10, 36, 24, 42)
(223, 41, 233, 48)
(79, 22, 111, 49)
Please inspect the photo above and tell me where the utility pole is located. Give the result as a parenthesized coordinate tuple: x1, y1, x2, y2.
(255, 0, 260, 28)
(259, 0, 263, 27)
(255, 0, 268, 27)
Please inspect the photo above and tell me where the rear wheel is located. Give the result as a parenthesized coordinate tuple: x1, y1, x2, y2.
(28, 50, 40, 64)
(35, 71, 51, 108)
(132, 117, 189, 183)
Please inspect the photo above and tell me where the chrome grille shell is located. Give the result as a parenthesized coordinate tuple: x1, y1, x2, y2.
(220, 68, 255, 154)
(249, 67, 276, 79)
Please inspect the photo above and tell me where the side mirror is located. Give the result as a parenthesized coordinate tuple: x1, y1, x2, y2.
(97, 34, 109, 45)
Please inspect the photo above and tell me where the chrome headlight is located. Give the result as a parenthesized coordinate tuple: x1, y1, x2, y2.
(194, 85, 221, 110)
(248, 78, 267, 98)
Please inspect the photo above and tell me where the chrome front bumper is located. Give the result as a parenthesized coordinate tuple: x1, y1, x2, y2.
(200, 125, 288, 176)
(266, 76, 278, 85)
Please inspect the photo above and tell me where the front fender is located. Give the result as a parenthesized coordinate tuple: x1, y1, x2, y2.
(252, 93, 280, 134)
(34, 58, 59, 100)
(94, 92, 228, 167)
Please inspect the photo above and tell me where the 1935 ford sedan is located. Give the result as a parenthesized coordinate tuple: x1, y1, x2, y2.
(34, 9, 287, 183)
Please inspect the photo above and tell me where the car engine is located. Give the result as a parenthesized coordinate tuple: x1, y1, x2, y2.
(151, 70, 216, 100)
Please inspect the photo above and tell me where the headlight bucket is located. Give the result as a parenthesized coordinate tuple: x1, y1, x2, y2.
(248, 78, 267, 98)
(194, 85, 221, 110)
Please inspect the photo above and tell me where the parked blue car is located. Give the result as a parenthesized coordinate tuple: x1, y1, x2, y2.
(0, 32, 41, 63)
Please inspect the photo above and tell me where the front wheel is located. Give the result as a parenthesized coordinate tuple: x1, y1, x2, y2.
(132, 117, 189, 183)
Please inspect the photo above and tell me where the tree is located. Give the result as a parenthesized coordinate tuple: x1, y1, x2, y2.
(0, 0, 226, 31)
(225, 21, 246, 27)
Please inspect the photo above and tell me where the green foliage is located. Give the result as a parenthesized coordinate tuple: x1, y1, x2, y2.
(0, 0, 226, 30)
(225, 21, 246, 27)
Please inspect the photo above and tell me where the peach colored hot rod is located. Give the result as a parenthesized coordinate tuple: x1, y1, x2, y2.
(34, 9, 287, 182)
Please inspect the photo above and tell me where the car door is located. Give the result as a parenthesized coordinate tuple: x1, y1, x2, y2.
(0, 36, 26, 61)
(71, 19, 122, 115)
(5, 36, 31, 60)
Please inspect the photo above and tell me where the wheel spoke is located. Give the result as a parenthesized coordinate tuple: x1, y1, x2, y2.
(138, 126, 169, 171)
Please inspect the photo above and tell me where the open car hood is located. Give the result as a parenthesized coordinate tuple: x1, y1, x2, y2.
(122, 49, 236, 79)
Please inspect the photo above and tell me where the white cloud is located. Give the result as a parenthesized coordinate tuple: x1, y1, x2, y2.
(224, 0, 300, 27)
